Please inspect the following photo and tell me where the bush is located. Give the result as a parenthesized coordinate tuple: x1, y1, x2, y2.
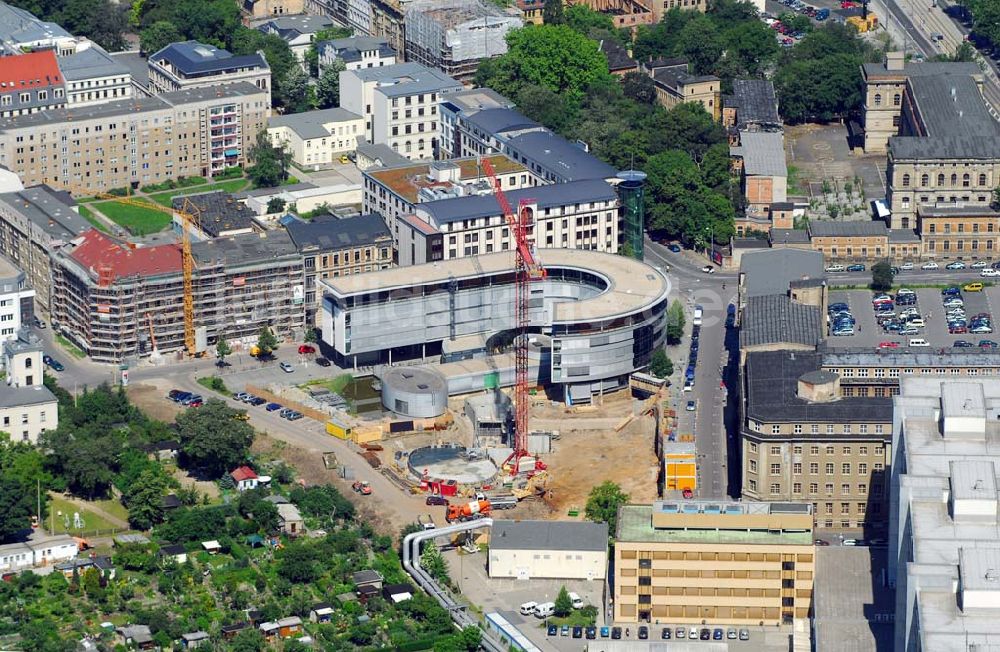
(107, 187, 130, 197)
(214, 166, 244, 180)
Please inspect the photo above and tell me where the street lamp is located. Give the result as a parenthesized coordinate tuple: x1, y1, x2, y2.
(705, 226, 714, 261)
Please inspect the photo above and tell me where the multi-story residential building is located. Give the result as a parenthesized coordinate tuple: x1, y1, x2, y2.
(52, 228, 304, 362)
(438, 87, 516, 159)
(740, 349, 893, 530)
(268, 108, 365, 169)
(361, 154, 535, 238)
(148, 42, 271, 104)
(402, 178, 622, 264)
(258, 15, 336, 72)
(0, 82, 269, 194)
(862, 52, 1000, 233)
(284, 213, 393, 323)
(614, 501, 815, 625)
(0, 51, 66, 119)
(889, 378, 1000, 651)
(340, 63, 462, 159)
(57, 44, 132, 107)
(240, 0, 305, 24)
(1, 327, 58, 444)
(0, 2, 89, 56)
(403, 0, 522, 84)
(347, 0, 373, 35)
(0, 256, 34, 342)
(731, 131, 787, 232)
(370, 0, 407, 58)
(642, 58, 720, 119)
(0, 185, 89, 315)
(318, 37, 397, 75)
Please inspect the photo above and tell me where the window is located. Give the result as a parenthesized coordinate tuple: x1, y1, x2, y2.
(811, 424, 819, 434)
(810, 483, 818, 494)
(844, 424, 852, 434)
(875, 425, 884, 434)
(921, 174, 929, 186)
(749, 459, 757, 473)
(770, 483, 781, 495)
(858, 483, 868, 495)
(874, 446, 884, 456)
(963, 173, 971, 187)
(841, 502, 851, 515)
(857, 503, 867, 514)
(811, 445, 820, 455)
(825, 463, 834, 475)
(980, 173, 987, 186)
(793, 463, 802, 474)
(938, 173, 945, 185)
(874, 93, 882, 106)
(794, 445, 802, 454)
(826, 445, 835, 455)
(842, 463, 851, 474)
(859, 424, 868, 434)
(842, 483, 851, 495)
(902, 173, 910, 187)
(771, 446, 781, 455)
(827, 425, 835, 434)
(770, 463, 781, 475)
(825, 502, 833, 515)
(893, 93, 901, 106)
(749, 442, 758, 453)
(842, 446, 851, 455)
(810, 463, 819, 474)
(749, 479, 757, 492)
(793, 482, 802, 494)
(772, 425, 780, 434)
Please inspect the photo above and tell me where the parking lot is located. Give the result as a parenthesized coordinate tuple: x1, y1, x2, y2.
(826, 283, 1000, 349)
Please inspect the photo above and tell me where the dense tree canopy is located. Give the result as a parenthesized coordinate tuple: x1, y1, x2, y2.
(585, 481, 629, 533)
(175, 399, 254, 478)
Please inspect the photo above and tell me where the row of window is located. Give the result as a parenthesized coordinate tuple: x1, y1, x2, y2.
(900, 172, 991, 188)
(751, 442, 885, 456)
(746, 480, 881, 504)
(928, 240, 995, 252)
(832, 366, 1000, 377)
(749, 459, 881, 477)
(751, 421, 887, 435)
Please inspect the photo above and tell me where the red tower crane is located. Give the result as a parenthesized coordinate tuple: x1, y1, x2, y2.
(480, 158, 545, 476)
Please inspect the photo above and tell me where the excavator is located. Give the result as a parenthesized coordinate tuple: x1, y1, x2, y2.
(511, 470, 549, 500)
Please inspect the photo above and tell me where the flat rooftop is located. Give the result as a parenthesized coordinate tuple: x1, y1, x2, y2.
(364, 155, 524, 203)
(617, 504, 813, 546)
(821, 347, 1000, 367)
(321, 248, 669, 322)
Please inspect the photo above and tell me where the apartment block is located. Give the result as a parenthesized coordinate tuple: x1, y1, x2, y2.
(0, 82, 269, 195)
(58, 45, 132, 107)
(614, 502, 815, 625)
(318, 37, 397, 75)
(642, 58, 721, 120)
(0, 2, 88, 56)
(0, 185, 89, 315)
(740, 350, 893, 529)
(890, 379, 1000, 651)
(370, 0, 407, 58)
(339, 63, 462, 159)
(1, 327, 58, 444)
(0, 51, 67, 118)
(438, 87, 516, 160)
(148, 42, 271, 104)
(258, 15, 335, 72)
(916, 204, 1000, 259)
(51, 228, 304, 362)
(0, 255, 34, 343)
(268, 108, 365, 169)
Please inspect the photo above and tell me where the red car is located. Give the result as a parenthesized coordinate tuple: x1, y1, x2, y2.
(950, 326, 969, 334)
(878, 341, 899, 349)
(298, 344, 316, 354)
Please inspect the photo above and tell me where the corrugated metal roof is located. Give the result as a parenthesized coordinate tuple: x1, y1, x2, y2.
(491, 519, 608, 551)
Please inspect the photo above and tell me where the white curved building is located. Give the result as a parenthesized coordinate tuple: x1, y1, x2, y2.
(319, 248, 670, 402)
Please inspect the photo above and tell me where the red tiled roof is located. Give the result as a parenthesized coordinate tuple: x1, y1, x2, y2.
(69, 229, 182, 282)
(230, 466, 258, 482)
(0, 51, 62, 93)
(399, 213, 439, 236)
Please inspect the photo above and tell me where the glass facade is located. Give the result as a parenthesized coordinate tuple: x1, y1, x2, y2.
(617, 170, 647, 260)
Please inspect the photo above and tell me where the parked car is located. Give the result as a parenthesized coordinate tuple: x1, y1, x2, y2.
(847, 263, 866, 272)
(700, 629, 711, 640)
(668, 244, 681, 253)
(953, 340, 974, 348)
(426, 495, 448, 506)
(815, 538, 831, 546)
(297, 344, 316, 354)
(265, 402, 283, 411)
(825, 264, 846, 272)
(638, 626, 648, 640)
(972, 260, 990, 268)
(248, 397, 267, 406)
(315, 357, 331, 367)
(661, 627, 672, 639)
(922, 261, 940, 269)
(981, 268, 1000, 277)
(42, 355, 64, 371)
(33, 316, 46, 328)
(286, 411, 304, 421)
(572, 626, 583, 639)
(279, 362, 295, 373)
(611, 627, 622, 639)
(713, 629, 724, 640)
(586, 627, 596, 640)
(964, 282, 985, 292)
(546, 625, 557, 636)
(946, 261, 967, 270)
(686, 400, 696, 411)
(740, 629, 751, 641)
(878, 341, 899, 349)
(828, 302, 849, 313)
(172, 391, 192, 403)
(701, 265, 715, 274)
(728, 628, 738, 640)
(979, 340, 999, 348)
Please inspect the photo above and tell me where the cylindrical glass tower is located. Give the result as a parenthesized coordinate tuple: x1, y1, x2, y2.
(617, 170, 647, 260)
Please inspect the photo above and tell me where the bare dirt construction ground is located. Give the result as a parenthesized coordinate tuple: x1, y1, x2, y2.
(519, 392, 660, 520)
(169, 467, 221, 501)
(127, 382, 181, 423)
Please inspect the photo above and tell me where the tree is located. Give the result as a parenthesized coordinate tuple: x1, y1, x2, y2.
(872, 261, 893, 292)
(304, 26, 352, 75)
(247, 130, 290, 189)
(256, 326, 279, 357)
(676, 15, 723, 75)
(421, 542, 450, 586)
(281, 65, 312, 114)
(649, 348, 673, 379)
(0, 475, 35, 542)
(278, 542, 319, 583)
(57, 0, 128, 51)
(215, 335, 232, 364)
(622, 71, 656, 104)
(778, 11, 812, 33)
(140, 20, 181, 54)
(175, 399, 254, 478)
(584, 481, 629, 532)
(564, 5, 615, 35)
(554, 586, 573, 617)
(228, 629, 266, 652)
(303, 328, 318, 344)
(666, 300, 685, 345)
(542, 0, 564, 24)
(249, 498, 279, 533)
(315, 59, 345, 109)
(515, 84, 578, 134)
(124, 468, 169, 530)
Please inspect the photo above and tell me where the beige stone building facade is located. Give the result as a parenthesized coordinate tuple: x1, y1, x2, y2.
(915, 205, 1000, 259)
(615, 502, 815, 625)
(0, 83, 268, 195)
(642, 59, 720, 120)
(241, 0, 304, 23)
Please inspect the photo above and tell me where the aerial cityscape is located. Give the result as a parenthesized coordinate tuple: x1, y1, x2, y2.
(0, 0, 997, 649)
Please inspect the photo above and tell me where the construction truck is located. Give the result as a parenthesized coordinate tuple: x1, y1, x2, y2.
(446, 499, 491, 522)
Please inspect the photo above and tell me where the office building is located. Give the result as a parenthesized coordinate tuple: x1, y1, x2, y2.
(320, 248, 669, 402)
(819, 348, 1000, 398)
(889, 379, 1000, 651)
(1, 327, 58, 444)
(0, 256, 34, 342)
(403, 0, 522, 84)
(58, 44, 132, 107)
(487, 520, 608, 580)
(0, 82, 269, 194)
(258, 15, 335, 71)
(642, 58, 721, 120)
(614, 501, 815, 625)
(268, 107, 365, 169)
(339, 63, 462, 159)
(148, 42, 271, 103)
(284, 213, 393, 323)
(0, 51, 66, 119)
(318, 36, 397, 74)
(438, 87, 515, 159)
(0, 185, 89, 314)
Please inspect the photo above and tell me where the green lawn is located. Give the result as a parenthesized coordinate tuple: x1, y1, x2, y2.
(148, 178, 252, 207)
(77, 204, 110, 234)
(302, 374, 352, 394)
(55, 333, 86, 359)
(197, 376, 230, 394)
(47, 496, 127, 535)
(96, 199, 172, 235)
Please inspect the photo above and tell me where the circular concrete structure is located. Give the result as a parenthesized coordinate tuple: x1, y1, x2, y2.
(381, 366, 448, 417)
(408, 445, 498, 485)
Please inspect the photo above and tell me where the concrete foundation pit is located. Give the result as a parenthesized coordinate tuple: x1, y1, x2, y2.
(408, 445, 498, 485)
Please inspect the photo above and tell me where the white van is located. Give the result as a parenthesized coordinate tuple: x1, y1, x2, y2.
(568, 592, 584, 609)
(908, 338, 930, 348)
(693, 305, 704, 326)
(534, 602, 555, 618)
(519, 601, 538, 616)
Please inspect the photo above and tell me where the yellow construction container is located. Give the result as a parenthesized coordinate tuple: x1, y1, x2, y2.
(847, 13, 878, 32)
(353, 427, 383, 445)
(326, 418, 352, 440)
(664, 450, 697, 492)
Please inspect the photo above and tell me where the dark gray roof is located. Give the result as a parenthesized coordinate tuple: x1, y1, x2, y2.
(808, 220, 888, 237)
(268, 107, 363, 139)
(504, 130, 617, 182)
(191, 229, 300, 267)
(770, 228, 810, 244)
(729, 79, 781, 128)
(731, 238, 769, 250)
(351, 63, 460, 98)
(0, 184, 87, 242)
(888, 228, 920, 242)
(0, 4, 71, 48)
(491, 520, 608, 551)
(740, 295, 821, 348)
(355, 138, 410, 168)
(158, 544, 186, 555)
(174, 190, 256, 238)
(599, 38, 636, 72)
(821, 347, 1000, 368)
(917, 205, 1000, 218)
(744, 350, 894, 425)
(150, 42, 268, 76)
(110, 51, 149, 90)
(285, 213, 391, 251)
(439, 87, 514, 115)
(321, 36, 396, 64)
(259, 15, 334, 41)
(352, 569, 384, 584)
(890, 74, 1000, 160)
(465, 107, 539, 135)
(418, 180, 617, 225)
(58, 45, 128, 81)
(0, 384, 56, 409)
(739, 249, 825, 298)
(732, 131, 786, 177)
(862, 60, 982, 79)
(648, 60, 718, 92)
